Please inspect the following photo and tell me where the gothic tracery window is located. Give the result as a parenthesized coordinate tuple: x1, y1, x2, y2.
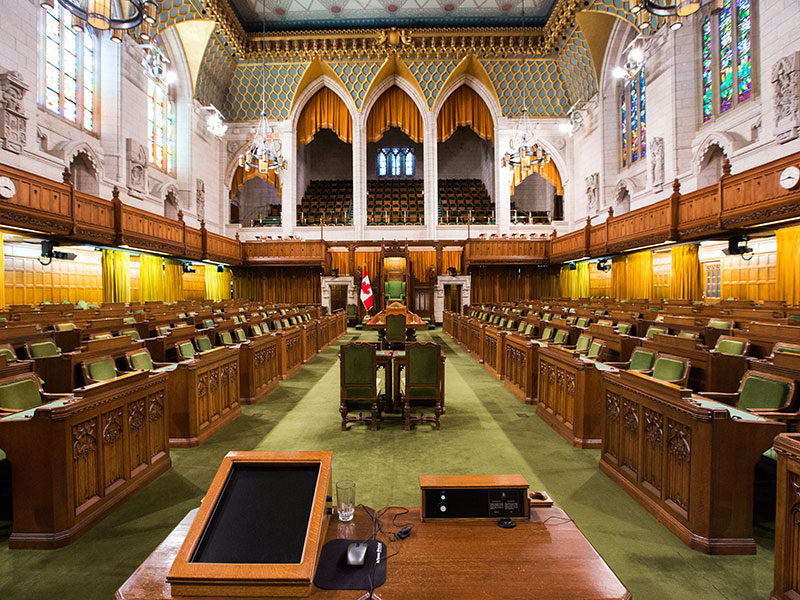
(147, 77, 175, 174)
(620, 66, 646, 168)
(377, 147, 415, 177)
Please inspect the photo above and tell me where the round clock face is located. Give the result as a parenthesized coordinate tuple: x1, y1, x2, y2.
(0, 176, 15, 199)
(779, 166, 800, 190)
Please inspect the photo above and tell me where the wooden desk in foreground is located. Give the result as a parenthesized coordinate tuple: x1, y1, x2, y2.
(117, 506, 629, 600)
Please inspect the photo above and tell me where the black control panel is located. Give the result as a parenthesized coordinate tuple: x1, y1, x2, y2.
(423, 488, 526, 519)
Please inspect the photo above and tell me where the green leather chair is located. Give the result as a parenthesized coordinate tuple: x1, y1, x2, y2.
(54, 322, 76, 332)
(233, 328, 247, 342)
(0, 374, 49, 414)
(565, 316, 576, 326)
(576, 318, 589, 327)
(0, 345, 17, 364)
(125, 348, 166, 372)
(176, 341, 196, 360)
(645, 326, 668, 340)
(90, 332, 113, 341)
(539, 327, 554, 342)
(219, 331, 234, 346)
(274, 320, 283, 330)
(628, 349, 657, 372)
(542, 313, 552, 321)
(81, 357, 119, 384)
(385, 281, 406, 303)
(586, 341, 604, 360)
(552, 330, 568, 345)
(598, 320, 613, 327)
(282, 318, 291, 328)
(123, 316, 137, 325)
(339, 342, 381, 431)
(774, 343, 800, 356)
(678, 330, 699, 340)
(251, 325, 263, 336)
(713, 336, 749, 356)
(651, 355, 690, 386)
(700, 372, 797, 425)
(195, 336, 214, 352)
(120, 329, 141, 341)
(616, 323, 631, 335)
(384, 314, 407, 350)
(708, 319, 733, 330)
(25, 340, 61, 359)
(523, 323, 534, 336)
(401, 342, 444, 431)
(574, 334, 592, 353)
(346, 304, 357, 325)
(203, 319, 215, 329)
(157, 325, 171, 336)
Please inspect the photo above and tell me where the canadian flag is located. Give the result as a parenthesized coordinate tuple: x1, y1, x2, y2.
(360, 265, 374, 311)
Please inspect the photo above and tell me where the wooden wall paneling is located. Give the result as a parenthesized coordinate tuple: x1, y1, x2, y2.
(772, 433, 800, 600)
(242, 240, 326, 266)
(652, 250, 672, 300)
(720, 248, 777, 302)
(182, 266, 206, 300)
(0, 163, 74, 234)
(588, 263, 611, 298)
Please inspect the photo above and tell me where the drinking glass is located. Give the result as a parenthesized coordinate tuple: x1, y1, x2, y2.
(336, 480, 356, 522)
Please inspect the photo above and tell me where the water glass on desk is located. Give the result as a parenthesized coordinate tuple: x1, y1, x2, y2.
(336, 480, 355, 522)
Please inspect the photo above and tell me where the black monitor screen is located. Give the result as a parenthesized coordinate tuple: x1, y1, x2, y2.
(190, 463, 321, 564)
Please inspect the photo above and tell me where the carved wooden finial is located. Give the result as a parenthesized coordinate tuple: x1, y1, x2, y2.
(200, 219, 206, 230)
(177, 209, 184, 221)
(112, 185, 120, 200)
(62, 167, 72, 185)
(586, 215, 592, 226)
(235, 232, 240, 241)
(551, 229, 557, 239)
(722, 156, 732, 177)
(607, 206, 614, 218)
(672, 178, 681, 193)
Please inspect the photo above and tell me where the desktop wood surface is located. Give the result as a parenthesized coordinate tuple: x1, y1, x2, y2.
(116, 505, 630, 600)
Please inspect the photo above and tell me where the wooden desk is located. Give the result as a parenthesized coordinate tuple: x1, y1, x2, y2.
(600, 369, 784, 554)
(116, 505, 630, 600)
(502, 332, 537, 404)
(771, 433, 800, 600)
(237, 334, 281, 405)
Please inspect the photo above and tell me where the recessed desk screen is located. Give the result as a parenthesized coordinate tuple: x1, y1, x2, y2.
(190, 463, 320, 564)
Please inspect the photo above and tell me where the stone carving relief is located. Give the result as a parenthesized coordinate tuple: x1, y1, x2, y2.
(585, 172, 599, 216)
(773, 51, 800, 143)
(126, 138, 149, 196)
(0, 70, 29, 154)
(196, 179, 206, 221)
(650, 137, 665, 190)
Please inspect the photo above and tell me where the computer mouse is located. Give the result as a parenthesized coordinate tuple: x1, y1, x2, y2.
(346, 542, 368, 566)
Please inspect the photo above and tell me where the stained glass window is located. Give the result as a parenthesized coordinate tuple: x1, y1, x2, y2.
(147, 78, 175, 174)
(43, 6, 96, 131)
(701, 0, 753, 122)
(377, 147, 415, 177)
(620, 65, 645, 167)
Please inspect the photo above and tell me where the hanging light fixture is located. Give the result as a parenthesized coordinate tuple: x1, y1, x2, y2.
(501, 0, 552, 171)
(203, 105, 229, 139)
(238, 0, 286, 174)
(46, 1, 158, 36)
(633, 0, 721, 20)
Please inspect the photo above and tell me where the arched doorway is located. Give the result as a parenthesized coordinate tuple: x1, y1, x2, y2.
(229, 167, 282, 227)
(697, 143, 726, 188)
(437, 86, 494, 225)
(69, 151, 99, 196)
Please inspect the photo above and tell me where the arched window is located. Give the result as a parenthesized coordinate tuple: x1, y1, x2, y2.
(620, 66, 646, 168)
(147, 77, 175, 174)
(43, 5, 97, 131)
(377, 147, 415, 178)
(701, 0, 753, 123)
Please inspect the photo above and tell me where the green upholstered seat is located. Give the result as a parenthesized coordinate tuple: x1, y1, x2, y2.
(252, 325, 262, 336)
(339, 343, 379, 430)
(575, 335, 592, 352)
(597, 320, 612, 327)
(542, 313, 552, 321)
(0, 377, 43, 411)
(195, 336, 213, 352)
(524, 324, 534, 336)
(86, 359, 117, 382)
(565, 316, 576, 326)
(576, 318, 589, 327)
(587, 341, 603, 359)
(788, 314, 800, 324)
(0, 347, 17, 363)
(385, 280, 406, 302)
(646, 326, 667, 339)
(678, 330, 698, 339)
(177, 342, 196, 359)
(76, 300, 88, 310)
(231, 315, 240, 324)
(27, 341, 60, 358)
(220, 331, 234, 345)
(708, 319, 733, 330)
(616, 323, 631, 335)
(553, 330, 568, 344)
(157, 326, 171, 336)
(738, 374, 792, 410)
(274, 320, 283, 330)
(775, 344, 800, 355)
(203, 319, 215, 329)
(282, 318, 290, 327)
(540, 327, 554, 341)
(128, 350, 154, 371)
(178, 313, 187, 319)
(385, 314, 407, 347)
(629, 349, 656, 372)
(123, 317, 136, 325)
(133, 309, 144, 314)
(404, 344, 441, 400)
(652, 357, 687, 383)
(498, 318, 507, 328)
(120, 329, 141, 340)
(715, 338, 747, 356)
(54, 322, 76, 332)
(92, 333, 113, 340)
(234, 328, 247, 341)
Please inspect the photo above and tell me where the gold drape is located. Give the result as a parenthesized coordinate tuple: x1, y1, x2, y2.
(233, 267, 319, 304)
(229, 165, 282, 200)
(626, 250, 654, 300)
(0, 231, 4, 308)
(559, 262, 590, 299)
(437, 86, 494, 144)
(468, 265, 560, 304)
(102, 249, 114, 303)
(366, 86, 423, 143)
(297, 87, 353, 147)
(410, 251, 436, 282)
(164, 259, 183, 303)
(442, 250, 462, 275)
(139, 254, 165, 302)
(670, 244, 701, 301)
(611, 255, 627, 300)
(205, 266, 232, 301)
(511, 161, 564, 196)
(777, 225, 800, 306)
(330, 252, 350, 276)
(355, 251, 381, 282)
(102, 249, 131, 303)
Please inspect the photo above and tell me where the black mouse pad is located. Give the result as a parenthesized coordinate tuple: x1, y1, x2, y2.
(314, 539, 387, 590)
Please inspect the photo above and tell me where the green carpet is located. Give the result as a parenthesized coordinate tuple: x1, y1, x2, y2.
(0, 329, 774, 599)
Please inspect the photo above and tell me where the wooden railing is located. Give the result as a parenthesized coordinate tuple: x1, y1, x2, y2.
(464, 238, 549, 266)
(242, 240, 326, 266)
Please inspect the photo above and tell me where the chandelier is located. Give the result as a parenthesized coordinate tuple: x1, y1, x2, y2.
(238, 0, 286, 174)
(41, 1, 158, 38)
(501, 0, 552, 171)
(631, 0, 723, 31)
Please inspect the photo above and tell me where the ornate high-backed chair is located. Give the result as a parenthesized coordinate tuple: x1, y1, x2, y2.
(384, 281, 406, 303)
(339, 342, 380, 431)
(700, 372, 797, 426)
(401, 342, 445, 431)
(384, 314, 407, 350)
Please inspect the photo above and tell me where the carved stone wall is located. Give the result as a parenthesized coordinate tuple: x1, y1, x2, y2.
(773, 51, 800, 143)
(650, 137, 665, 190)
(320, 276, 356, 315)
(196, 178, 206, 220)
(0, 70, 29, 154)
(126, 139, 149, 197)
(585, 172, 599, 215)
(434, 275, 471, 323)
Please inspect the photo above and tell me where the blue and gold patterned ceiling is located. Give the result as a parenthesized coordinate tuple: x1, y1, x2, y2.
(226, 0, 559, 33)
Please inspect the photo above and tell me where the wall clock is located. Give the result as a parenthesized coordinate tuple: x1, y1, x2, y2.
(779, 166, 800, 190)
(0, 176, 15, 199)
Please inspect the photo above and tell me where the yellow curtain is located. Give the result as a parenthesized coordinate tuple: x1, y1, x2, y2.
(611, 255, 628, 300)
(355, 251, 381, 282)
(102, 249, 131, 303)
(511, 160, 564, 196)
(777, 225, 800, 306)
(626, 250, 654, 300)
(102, 249, 114, 303)
(410, 251, 436, 282)
(670, 244, 701, 301)
(330, 251, 350, 276)
(437, 86, 494, 144)
(139, 254, 165, 302)
(229, 165, 282, 200)
(366, 86, 423, 143)
(0, 231, 4, 308)
(442, 250, 462, 275)
(297, 87, 353, 147)
(205, 266, 232, 301)
(559, 262, 590, 299)
(164, 259, 184, 303)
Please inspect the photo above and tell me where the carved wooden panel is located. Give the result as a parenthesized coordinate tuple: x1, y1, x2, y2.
(642, 408, 664, 497)
(101, 408, 125, 493)
(604, 391, 620, 465)
(677, 186, 720, 238)
(119, 205, 185, 256)
(148, 390, 167, 462)
(73, 192, 115, 244)
(551, 230, 587, 262)
(73, 419, 100, 514)
(243, 240, 326, 265)
(465, 239, 548, 265)
(665, 419, 691, 519)
(605, 199, 672, 253)
(184, 227, 203, 259)
(620, 399, 640, 478)
(722, 154, 800, 227)
(205, 230, 242, 264)
(128, 399, 148, 478)
(483, 330, 498, 372)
